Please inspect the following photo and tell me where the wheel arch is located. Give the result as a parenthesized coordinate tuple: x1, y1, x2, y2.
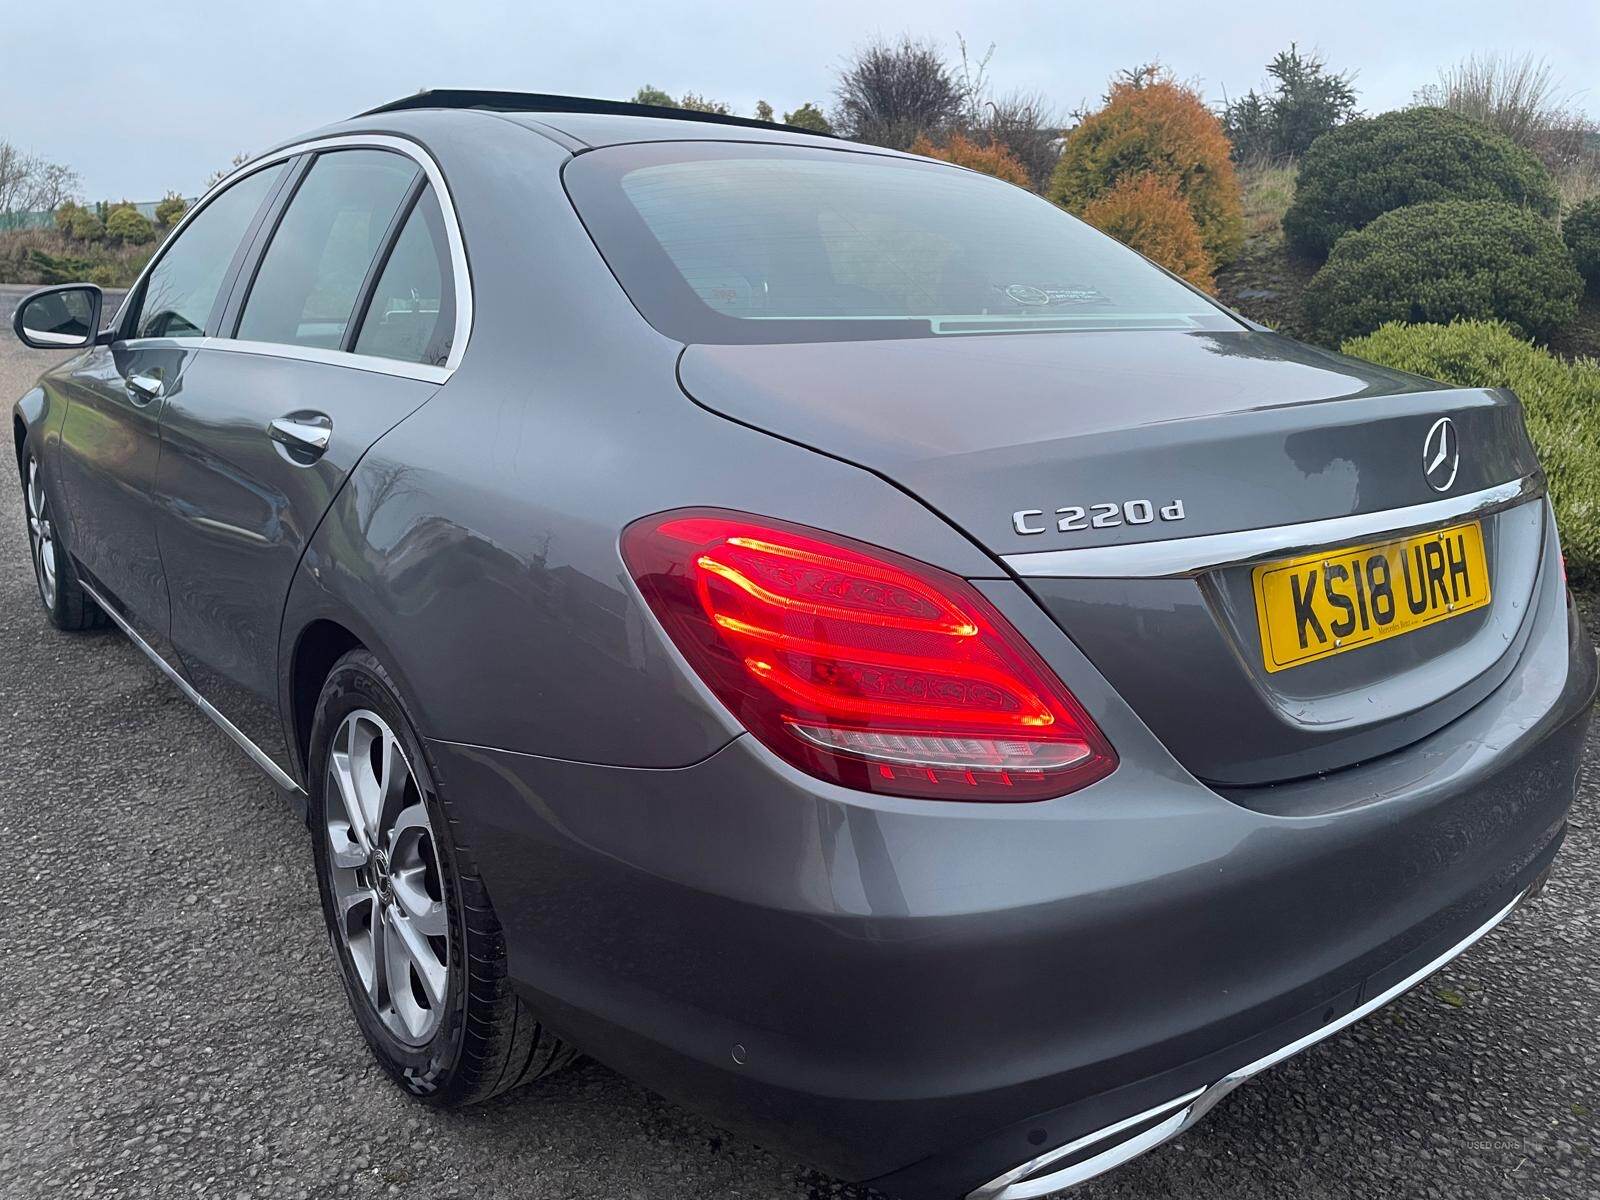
(12, 413, 25, 486)
(13, 386, 47, 486)
(279, 575, 436, 802)
(287, 617, 367, 794)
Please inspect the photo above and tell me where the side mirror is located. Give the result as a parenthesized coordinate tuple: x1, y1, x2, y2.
(12, 284, 105, 350)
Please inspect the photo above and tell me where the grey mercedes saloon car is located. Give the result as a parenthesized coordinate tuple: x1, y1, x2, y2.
(10, 91, 1596, 1198)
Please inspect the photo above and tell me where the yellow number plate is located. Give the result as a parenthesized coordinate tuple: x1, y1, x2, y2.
(1251, 522, 1491, 673)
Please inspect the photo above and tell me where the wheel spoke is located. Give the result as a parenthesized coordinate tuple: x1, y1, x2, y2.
(388, 801, 446, 935)
(329, 832, 366, 869)
(387, 801, 430, 848)
(327, 724, 371, 855)
(380, 919, 416, 1037)
(340, 887, 380, 1000)
(336, 879, 374, 916)
(27, 461, 43, 521)
(375, 726, 410, 834)
(392, 864, 447, 936)
(349, 716, 385, 843)
(389, 904, 448, 1010)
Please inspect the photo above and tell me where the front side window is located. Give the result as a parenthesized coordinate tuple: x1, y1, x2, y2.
(237, 149, 418, 349)
(352, 187, 455, 366)
(130, 163, 285, 340)
(565, 142, 1240, 345)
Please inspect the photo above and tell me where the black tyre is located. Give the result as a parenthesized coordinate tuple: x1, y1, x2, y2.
(20, 444, 105, 631)
(308, 648, 577, 1104)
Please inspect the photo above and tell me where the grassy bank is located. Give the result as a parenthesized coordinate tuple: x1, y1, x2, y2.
(0, 228, 155, 288)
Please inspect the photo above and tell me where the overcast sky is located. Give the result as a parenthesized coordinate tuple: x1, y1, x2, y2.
(5, 0, 1597, 200)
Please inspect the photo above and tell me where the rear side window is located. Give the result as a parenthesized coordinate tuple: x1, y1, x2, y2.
(131, 163, 285, 340)
(565, 142, 1240, 345)
(352, 187, 455, 366)
(237, 149, 418, 349)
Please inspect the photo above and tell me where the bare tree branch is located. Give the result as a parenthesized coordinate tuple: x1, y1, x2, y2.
(833, 35, 962, 150)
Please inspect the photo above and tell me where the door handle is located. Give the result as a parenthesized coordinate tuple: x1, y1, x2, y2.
(267, 412, 333, 458)
(126, 373, 164, 402)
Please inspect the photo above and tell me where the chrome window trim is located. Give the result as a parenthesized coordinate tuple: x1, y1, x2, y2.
(200, 337, 453, 384)
(112, 133, 471, 380)
(1001, 474, 1543, 580)
(969, 887, 1528, 1199)
(77, 578, 305, 797)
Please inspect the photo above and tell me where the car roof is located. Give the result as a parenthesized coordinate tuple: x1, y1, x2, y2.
(495, 111, 849, 151)
(360, 89, 847, 151)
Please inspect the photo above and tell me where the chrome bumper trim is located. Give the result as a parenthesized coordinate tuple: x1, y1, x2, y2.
(968, 888, 1527, 1199)
(78, 579, 305, 796)
(1000, 475, 1541, 579)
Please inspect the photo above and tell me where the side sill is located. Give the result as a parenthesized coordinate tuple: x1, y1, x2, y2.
(78, 578, 308, 814)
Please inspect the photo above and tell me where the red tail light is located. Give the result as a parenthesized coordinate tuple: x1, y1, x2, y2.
(621, 510, 1117, 801)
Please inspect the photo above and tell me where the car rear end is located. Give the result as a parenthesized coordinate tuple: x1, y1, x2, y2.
(442, 494, 1591, 1195)
(441, 127, 1597, 1197)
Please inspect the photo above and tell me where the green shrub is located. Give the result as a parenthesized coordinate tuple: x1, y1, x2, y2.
(1283, 107, 1560, 258)
(154, 192, 188, 229)
(1342, 320, 1600, 584)
(1563, 196, 1600, 291)
(105, 205, 156, 244)
(678, 93, 732, 115)
(64, 205, 104, 242)
(630, 85, 675, 107)
(53, 201, 82, 236)
(1303, 200, 1581, 343)
(1222, 43, 1360, 163)
(28, 249, 99, 284)
(782, 102, 832, 134)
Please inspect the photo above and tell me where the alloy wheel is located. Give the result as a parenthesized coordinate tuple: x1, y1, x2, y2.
(324, 709, 451, 1046)
(25, 458, 57, 610)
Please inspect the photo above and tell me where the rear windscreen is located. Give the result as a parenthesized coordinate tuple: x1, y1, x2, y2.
(564, 141, 1241, 345)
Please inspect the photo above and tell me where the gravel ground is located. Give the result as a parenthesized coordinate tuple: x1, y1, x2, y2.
(1, 289, 1596, 1199)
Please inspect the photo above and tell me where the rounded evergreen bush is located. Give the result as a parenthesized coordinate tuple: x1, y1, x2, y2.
(1303, 200, 1581, 343)
(154, 192, 189, 229)
(1049, 71, 1244, 264)
(1563, 197, 1600, 292)
(106, 205, 156, 245)
(63, 205, 104, 243)
(1283, 107, 1560, 258)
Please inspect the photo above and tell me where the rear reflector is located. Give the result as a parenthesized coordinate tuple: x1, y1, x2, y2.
(621, 509, 1116, 801)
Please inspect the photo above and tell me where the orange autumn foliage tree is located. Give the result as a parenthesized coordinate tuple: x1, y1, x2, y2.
(1079, 173, 1215, 291)
(1050, 69, 1244, 266)
(911, 132, 1033, 188)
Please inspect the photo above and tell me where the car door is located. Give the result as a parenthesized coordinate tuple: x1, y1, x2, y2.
(152, 145, 459, 774)
(52, 162, 288, 657)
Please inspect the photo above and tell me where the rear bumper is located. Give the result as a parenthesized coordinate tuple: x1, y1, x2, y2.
(427, 560, 1594, 1197)
(966, 883, 1534, 1199)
